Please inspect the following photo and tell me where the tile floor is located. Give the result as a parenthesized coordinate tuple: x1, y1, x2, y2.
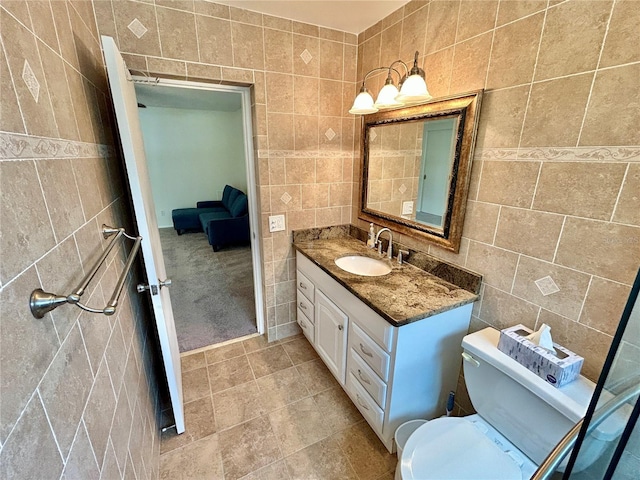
(159, 334, 397, 480)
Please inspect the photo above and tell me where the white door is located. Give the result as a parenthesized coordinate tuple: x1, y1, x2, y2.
(101, 36, 184, 433)
(315, 290, 348, 384)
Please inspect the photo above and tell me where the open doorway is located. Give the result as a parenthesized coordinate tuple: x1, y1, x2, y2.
(133, 78, 263, 353)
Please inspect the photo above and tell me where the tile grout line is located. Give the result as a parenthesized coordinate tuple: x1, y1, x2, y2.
(576, 275, 594, 326)
(551, 215, 567, 264)
(608, 162, 630, 223)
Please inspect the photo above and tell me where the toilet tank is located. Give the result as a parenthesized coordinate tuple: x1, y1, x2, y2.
(461, 328, 620, 468)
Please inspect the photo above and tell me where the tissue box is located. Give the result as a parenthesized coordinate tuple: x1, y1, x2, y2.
(497, 324, 584, 388)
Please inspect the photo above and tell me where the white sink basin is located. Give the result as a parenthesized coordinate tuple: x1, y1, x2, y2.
(334, 255, 392, 277)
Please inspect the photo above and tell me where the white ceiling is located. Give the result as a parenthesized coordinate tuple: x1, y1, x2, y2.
(134, 84, 243, 111)
(215, 0, 410, 34)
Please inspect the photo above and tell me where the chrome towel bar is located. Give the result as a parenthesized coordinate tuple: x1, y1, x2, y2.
(30, 225, 142, 318)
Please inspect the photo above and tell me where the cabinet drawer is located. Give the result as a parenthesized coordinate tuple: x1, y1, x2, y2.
(297, 289, 314, 323)
(350, 323, 390, 381)
(296, 270, 315, 302)
(297, 308, 315, 343)
(347, 372, 384, 433)
(348, 348, 387, 409)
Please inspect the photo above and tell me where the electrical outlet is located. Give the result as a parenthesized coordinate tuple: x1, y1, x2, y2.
(269, 214, 285, 232)
(402, 201, 413, 215)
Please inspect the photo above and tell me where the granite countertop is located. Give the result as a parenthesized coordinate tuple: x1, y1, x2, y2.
(293, 231, 479, 327)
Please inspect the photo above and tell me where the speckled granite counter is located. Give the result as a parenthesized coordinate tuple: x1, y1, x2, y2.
(293, 225, 481, 327)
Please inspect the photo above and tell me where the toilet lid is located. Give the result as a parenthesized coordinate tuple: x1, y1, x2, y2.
(401, 417, 524, 480)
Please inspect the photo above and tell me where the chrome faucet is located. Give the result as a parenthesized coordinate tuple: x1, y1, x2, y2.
(374, 228, 393, 259)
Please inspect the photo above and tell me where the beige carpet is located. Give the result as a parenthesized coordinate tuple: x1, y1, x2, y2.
(158, 227, 257, 352)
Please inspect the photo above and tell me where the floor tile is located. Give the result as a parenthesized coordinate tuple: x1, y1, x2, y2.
(256, 366, 310, 411)
(281, 337, 319, 364)
(335, 421, 397, 480)
(159, 434, 224, 480)
(218, 415, 282, 480)
(208, 355, 255, 393)
(181, 352, 206, 372)
(239, 459, 291, 480)
(284, 436, 359, 479)
(160, 396, 216, 454)
(242, 335, 272, 353)
(182, 366, 211, 403)
(212, 381, 264, 431)
(205, 342, 246, 365)
(296, 359, 340, 395)
(313, 387, 363, 434)
(268, 397, 333, 456)
(247, 345, 293, 378)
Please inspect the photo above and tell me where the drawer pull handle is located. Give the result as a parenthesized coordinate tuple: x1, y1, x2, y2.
(357, 369, 371, 385)
(299, 282, 307, 290)
(359, 343, 373, 358)
(356, 394, 370, 410)
(299, 320, 307, 329)
(300, 303, 307, 310)
(338, 324, 343, 331)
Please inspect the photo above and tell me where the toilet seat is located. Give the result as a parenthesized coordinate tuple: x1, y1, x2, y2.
(400, 417, 528, 480)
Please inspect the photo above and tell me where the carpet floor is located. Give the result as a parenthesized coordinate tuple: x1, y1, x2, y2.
(158, 227, 257, 352)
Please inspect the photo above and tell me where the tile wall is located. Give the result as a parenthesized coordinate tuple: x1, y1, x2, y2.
(1, 1, 162, 478)
(92, 0, 360, 341)
(355, 0, 640, 415)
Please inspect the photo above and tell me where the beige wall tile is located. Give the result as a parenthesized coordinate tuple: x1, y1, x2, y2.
(532, 162, 627, 220)
(270, 185, 302, 212)
(146, 57, 187, 77)
(580, 63, 640, 146)
(380, 21, 402, 67)
(613, 164, 640, 226)
(293, 34, 319, 77)
(580, 277, 631, 336)
(231, 22, 265, 70)
(424, 0, 459, 55)
(450, 32, 492, 93)
(221, 66, 253, 83)
(295, 115, 320, 150)
(229, 6, 262, 25)
(466, 241, 519, 291)
(266, 73, 293, 113)
(456, 0, 499, 42)
(294, 76, 319, 115)
(0, 43, 25, 133)
(480, 285, 539, 330)
(555, 217, 640, 285)
(494, 207, 564, 261)
(537, 309, 611, 382)
(400, 5, 429, 61)
(112, 0, 161, 57)
(477, 161, 540, 208)
(156, 7, 199, 61)
(512, 255, 591, 320)
(316, 207, 342, 227)
(521, 73, 593, 147)
(360, 34, 382, 78)
(263, 14, 292, 31)
(423, 46, 453, 98)
(486, 13, 544, 89)
(285, 157, 315, 185)
(195, 0, 229, 18)
(462, 201, 499, 243)
(267, 113, 294, 149)
(319, 39, 344, 81)
(27, 0, 60, 54)
(496, 0, 547, 26)
(535, 0, 611, 81)
(264, 28, 293, 73)
(599, 0, 639, 67)
(318, 79, 343, 116)
(196, 15, 233, 65)
(476, 86, 529, 149)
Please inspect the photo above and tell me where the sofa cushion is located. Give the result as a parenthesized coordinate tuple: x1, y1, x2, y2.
(223, 187, 241, 210)
(229, 193, 248, 218)
(199, 211, 232, 232)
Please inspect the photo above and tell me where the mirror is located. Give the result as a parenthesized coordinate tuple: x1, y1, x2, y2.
(358, 91, 483, 253)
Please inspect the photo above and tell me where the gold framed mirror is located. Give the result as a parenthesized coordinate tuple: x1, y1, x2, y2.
(358, 90, 483, 253)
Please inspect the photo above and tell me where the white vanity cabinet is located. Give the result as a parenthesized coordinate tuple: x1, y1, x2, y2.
(296, 251, 473, 452)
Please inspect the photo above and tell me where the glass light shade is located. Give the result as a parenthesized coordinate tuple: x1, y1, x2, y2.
(396, 74, 432, 103)
(349, 89, 378, 115)
(374, 83, 402, 109)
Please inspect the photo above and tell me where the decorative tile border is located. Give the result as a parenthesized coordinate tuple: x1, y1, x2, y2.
(257, 149, 355, 158)
(475, 146, 640, 162)
(0, 132, 115, 160)
(369, 149, 422, 158)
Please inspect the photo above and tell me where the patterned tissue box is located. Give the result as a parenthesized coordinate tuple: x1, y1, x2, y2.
(497, 324, 584, 388)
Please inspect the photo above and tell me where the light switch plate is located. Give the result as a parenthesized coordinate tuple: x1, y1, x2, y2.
(269, 214, 285, 232)
(402, 201, 414, 215)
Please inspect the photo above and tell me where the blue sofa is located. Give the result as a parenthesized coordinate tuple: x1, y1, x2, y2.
(171, 185, 250, 251)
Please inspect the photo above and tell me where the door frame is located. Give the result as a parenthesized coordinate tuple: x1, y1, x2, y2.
(131, 76, 264, 336)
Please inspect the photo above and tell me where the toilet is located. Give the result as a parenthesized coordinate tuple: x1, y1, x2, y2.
(399, 327, 627, 479)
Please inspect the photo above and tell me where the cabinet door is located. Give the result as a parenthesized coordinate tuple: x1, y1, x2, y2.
(315, 290, 348, 385)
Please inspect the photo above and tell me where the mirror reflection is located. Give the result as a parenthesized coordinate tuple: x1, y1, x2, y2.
(359, 91, 483, 253)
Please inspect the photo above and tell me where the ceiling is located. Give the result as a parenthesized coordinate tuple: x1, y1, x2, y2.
(134, 84, 243, 111)
(215, 0, 410, 34)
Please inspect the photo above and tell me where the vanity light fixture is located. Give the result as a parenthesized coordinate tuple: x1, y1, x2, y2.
(349, 51, 432, 115)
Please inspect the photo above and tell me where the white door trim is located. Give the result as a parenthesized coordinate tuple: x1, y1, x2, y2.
(131, 76, 264, 335)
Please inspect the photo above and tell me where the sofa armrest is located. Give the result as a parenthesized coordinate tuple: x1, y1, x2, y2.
(197, 200, 223, 208)
(206, 214, 250, 250)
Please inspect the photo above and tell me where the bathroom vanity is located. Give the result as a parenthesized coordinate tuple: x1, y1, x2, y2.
(293, 227, 481, 452)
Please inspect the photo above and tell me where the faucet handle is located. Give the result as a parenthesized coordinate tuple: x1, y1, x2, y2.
(377, 240, 383, 255)
(398, 249, 409, 264)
